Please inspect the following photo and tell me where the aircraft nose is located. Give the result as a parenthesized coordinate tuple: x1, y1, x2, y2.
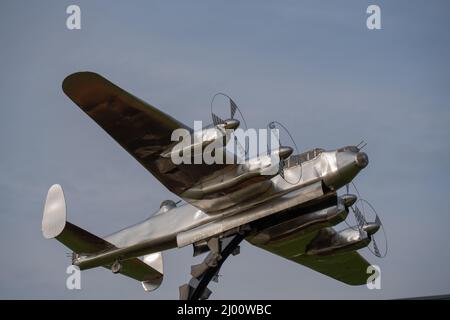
(355, 152, 369, 169)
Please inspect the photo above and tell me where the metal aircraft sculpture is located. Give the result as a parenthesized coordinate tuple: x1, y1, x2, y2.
(42, 72, 387, 299)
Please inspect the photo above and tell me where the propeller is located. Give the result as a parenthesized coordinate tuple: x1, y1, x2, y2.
(210, 93, 248, 159)
(210, 93, 247, 129)
(266, 121, 301, 184)
(344, 183, 388, 258)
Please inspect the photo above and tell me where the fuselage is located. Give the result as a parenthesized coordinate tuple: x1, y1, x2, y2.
(74, 146, 368, 270)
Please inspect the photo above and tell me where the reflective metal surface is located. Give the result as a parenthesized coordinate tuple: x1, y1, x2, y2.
(42, 184, 66, 239)
(43, 72, 379, 294)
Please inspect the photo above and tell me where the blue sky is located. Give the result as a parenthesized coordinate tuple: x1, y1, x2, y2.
(1, 0, 450, 299)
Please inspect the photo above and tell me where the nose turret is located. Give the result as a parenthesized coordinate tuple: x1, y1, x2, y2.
(322, 148, 369, 190)
(355, 152, 369, 169)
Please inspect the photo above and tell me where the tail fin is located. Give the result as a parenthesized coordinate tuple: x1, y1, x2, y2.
(42, 184, 111, 254)
(42, 184, 164, 291)
(42, 184, 66, 239)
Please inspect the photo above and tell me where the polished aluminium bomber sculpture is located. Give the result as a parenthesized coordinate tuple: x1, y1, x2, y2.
(42, 72, 386, 299)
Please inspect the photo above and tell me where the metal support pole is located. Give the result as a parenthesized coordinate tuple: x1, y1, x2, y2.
(179, 232, 246, 300)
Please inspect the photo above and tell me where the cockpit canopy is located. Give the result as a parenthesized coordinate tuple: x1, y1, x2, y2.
(284, 148, 325, 168)
(283, 145, 361, 169)
(337, 145, 360, 153)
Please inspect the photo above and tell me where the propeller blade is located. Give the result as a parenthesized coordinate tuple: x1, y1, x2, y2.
(279, 161, 285, 179)
(230, 99, 238, 119)
(375, 214, 382, 226)
(352, 205, 367, 229)
(372, 238, 381, 257)
(212, 113, 225, 126)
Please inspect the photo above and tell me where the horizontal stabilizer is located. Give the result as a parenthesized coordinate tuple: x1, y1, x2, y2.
(42, 184, 163, 291)
(116, 254, 163, 292)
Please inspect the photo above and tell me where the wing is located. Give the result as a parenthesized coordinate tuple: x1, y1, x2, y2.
(290, 252, 371, 285)
(248, 228, 371, 286)
(62, 72, 224, 196)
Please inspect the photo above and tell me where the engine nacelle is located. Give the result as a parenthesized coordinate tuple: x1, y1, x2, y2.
(306, 227, 371, 256)
(247, 198, 348, 246)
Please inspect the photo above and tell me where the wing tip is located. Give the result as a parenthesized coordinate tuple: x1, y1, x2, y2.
(62, 71, 102, 93)
(62, 71, 115, 107)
